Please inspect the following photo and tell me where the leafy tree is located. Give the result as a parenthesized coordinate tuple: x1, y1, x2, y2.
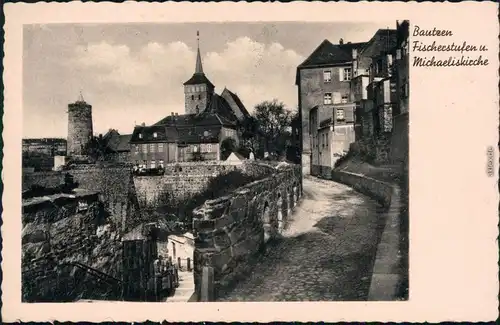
(220, 137, 237, 160)
(86, 134, 109, 162)
(253, 99, 294, 158)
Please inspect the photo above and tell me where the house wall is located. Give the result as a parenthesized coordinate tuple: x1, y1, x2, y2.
(316, 127, 333, 178)
(298, 65, 352, 162)
(332, 124, 356, 154)
(220, 127, 240, 147)
(178, 143, 220, 162)
(130, 142, 178, 166)
(166, 234, 195, 262)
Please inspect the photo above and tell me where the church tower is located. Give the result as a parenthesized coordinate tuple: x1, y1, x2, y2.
(183, 31, 215, 115)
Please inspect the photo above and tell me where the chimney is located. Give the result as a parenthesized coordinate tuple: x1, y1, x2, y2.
(171, 112, 174, 116)
(352, 48, 357, 59)
(339, 38, 344, 45)
(175, 113, 178, 116)
(141, 122, 146, 127)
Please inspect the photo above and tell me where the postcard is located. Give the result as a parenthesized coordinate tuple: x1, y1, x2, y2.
(2, 1, 498, 322)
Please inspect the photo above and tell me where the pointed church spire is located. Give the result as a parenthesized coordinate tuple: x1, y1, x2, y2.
(195, 30, 204, 74)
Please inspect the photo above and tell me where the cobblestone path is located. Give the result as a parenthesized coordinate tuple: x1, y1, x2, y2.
(218, 176, 386, 301)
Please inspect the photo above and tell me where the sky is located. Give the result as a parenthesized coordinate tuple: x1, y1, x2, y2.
(23, 21, 394, 138)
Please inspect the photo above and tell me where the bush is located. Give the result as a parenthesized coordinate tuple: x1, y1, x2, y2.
(163, 170, 266, 229)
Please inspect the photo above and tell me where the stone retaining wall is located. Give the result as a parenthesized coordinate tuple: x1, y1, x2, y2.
(331, 170, 393, 208)
(330, 169, 408, 300)
(133, 161, 276, 207)
(22, 194, 123, 302)
(191, 164, 302, 300)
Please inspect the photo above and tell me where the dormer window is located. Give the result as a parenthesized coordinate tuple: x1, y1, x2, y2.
(139, 133, 143, 139)
(153, 132, 157, 138)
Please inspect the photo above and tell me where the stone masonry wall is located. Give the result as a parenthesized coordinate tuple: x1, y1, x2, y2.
(22, 194, 123, 302)
(191, 163, 302, 300)
(133, 161, 275, 207)
(23, 166, 141, 233)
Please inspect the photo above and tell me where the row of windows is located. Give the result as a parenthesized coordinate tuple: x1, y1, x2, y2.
(134, 143, 165, 153)
(185, 143, 214, 153)
(186, 85, 207, 93)
(135, 160, 164, 169)
(323, 68, 352, 83)
(324, 92, 349, 105)
(191, 94, 202, 100)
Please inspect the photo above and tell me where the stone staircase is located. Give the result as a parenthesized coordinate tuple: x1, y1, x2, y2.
(165, 271, 195, 303)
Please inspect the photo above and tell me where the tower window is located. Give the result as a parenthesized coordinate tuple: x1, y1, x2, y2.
(198, 94, 201, 100)
(196, 105, 199, 114)
(191, 95, 194, 100)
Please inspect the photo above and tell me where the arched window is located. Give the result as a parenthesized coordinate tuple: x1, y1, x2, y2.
(198, 94, 201, 100)
(196, 105, 199, 114)
(191, 95, 194, 100)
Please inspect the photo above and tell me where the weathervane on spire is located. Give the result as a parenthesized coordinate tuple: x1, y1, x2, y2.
(78, 90, 85, 103)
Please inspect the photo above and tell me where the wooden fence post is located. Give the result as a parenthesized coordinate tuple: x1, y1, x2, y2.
(200, 266, 215, 302)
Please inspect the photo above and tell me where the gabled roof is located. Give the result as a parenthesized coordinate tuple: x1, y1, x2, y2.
(359, 29, 398, 58)
(297, 40, 366, 69)
(176, 125, 221, 144)
(205, 93, 239, 123)
(226, 151, 246, 161)
(221, 88, 251, 120)
(116, 134, 132, 152)
(296, 39, 366, 84)
(130, 125, 178, 143)
(154, 111, 235, 128)
(153, 94, 239, 128)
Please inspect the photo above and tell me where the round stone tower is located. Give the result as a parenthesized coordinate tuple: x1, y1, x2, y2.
(67, 93, 93, 157)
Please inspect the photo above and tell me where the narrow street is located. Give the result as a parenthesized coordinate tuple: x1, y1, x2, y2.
(218, 176, 386, 301)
